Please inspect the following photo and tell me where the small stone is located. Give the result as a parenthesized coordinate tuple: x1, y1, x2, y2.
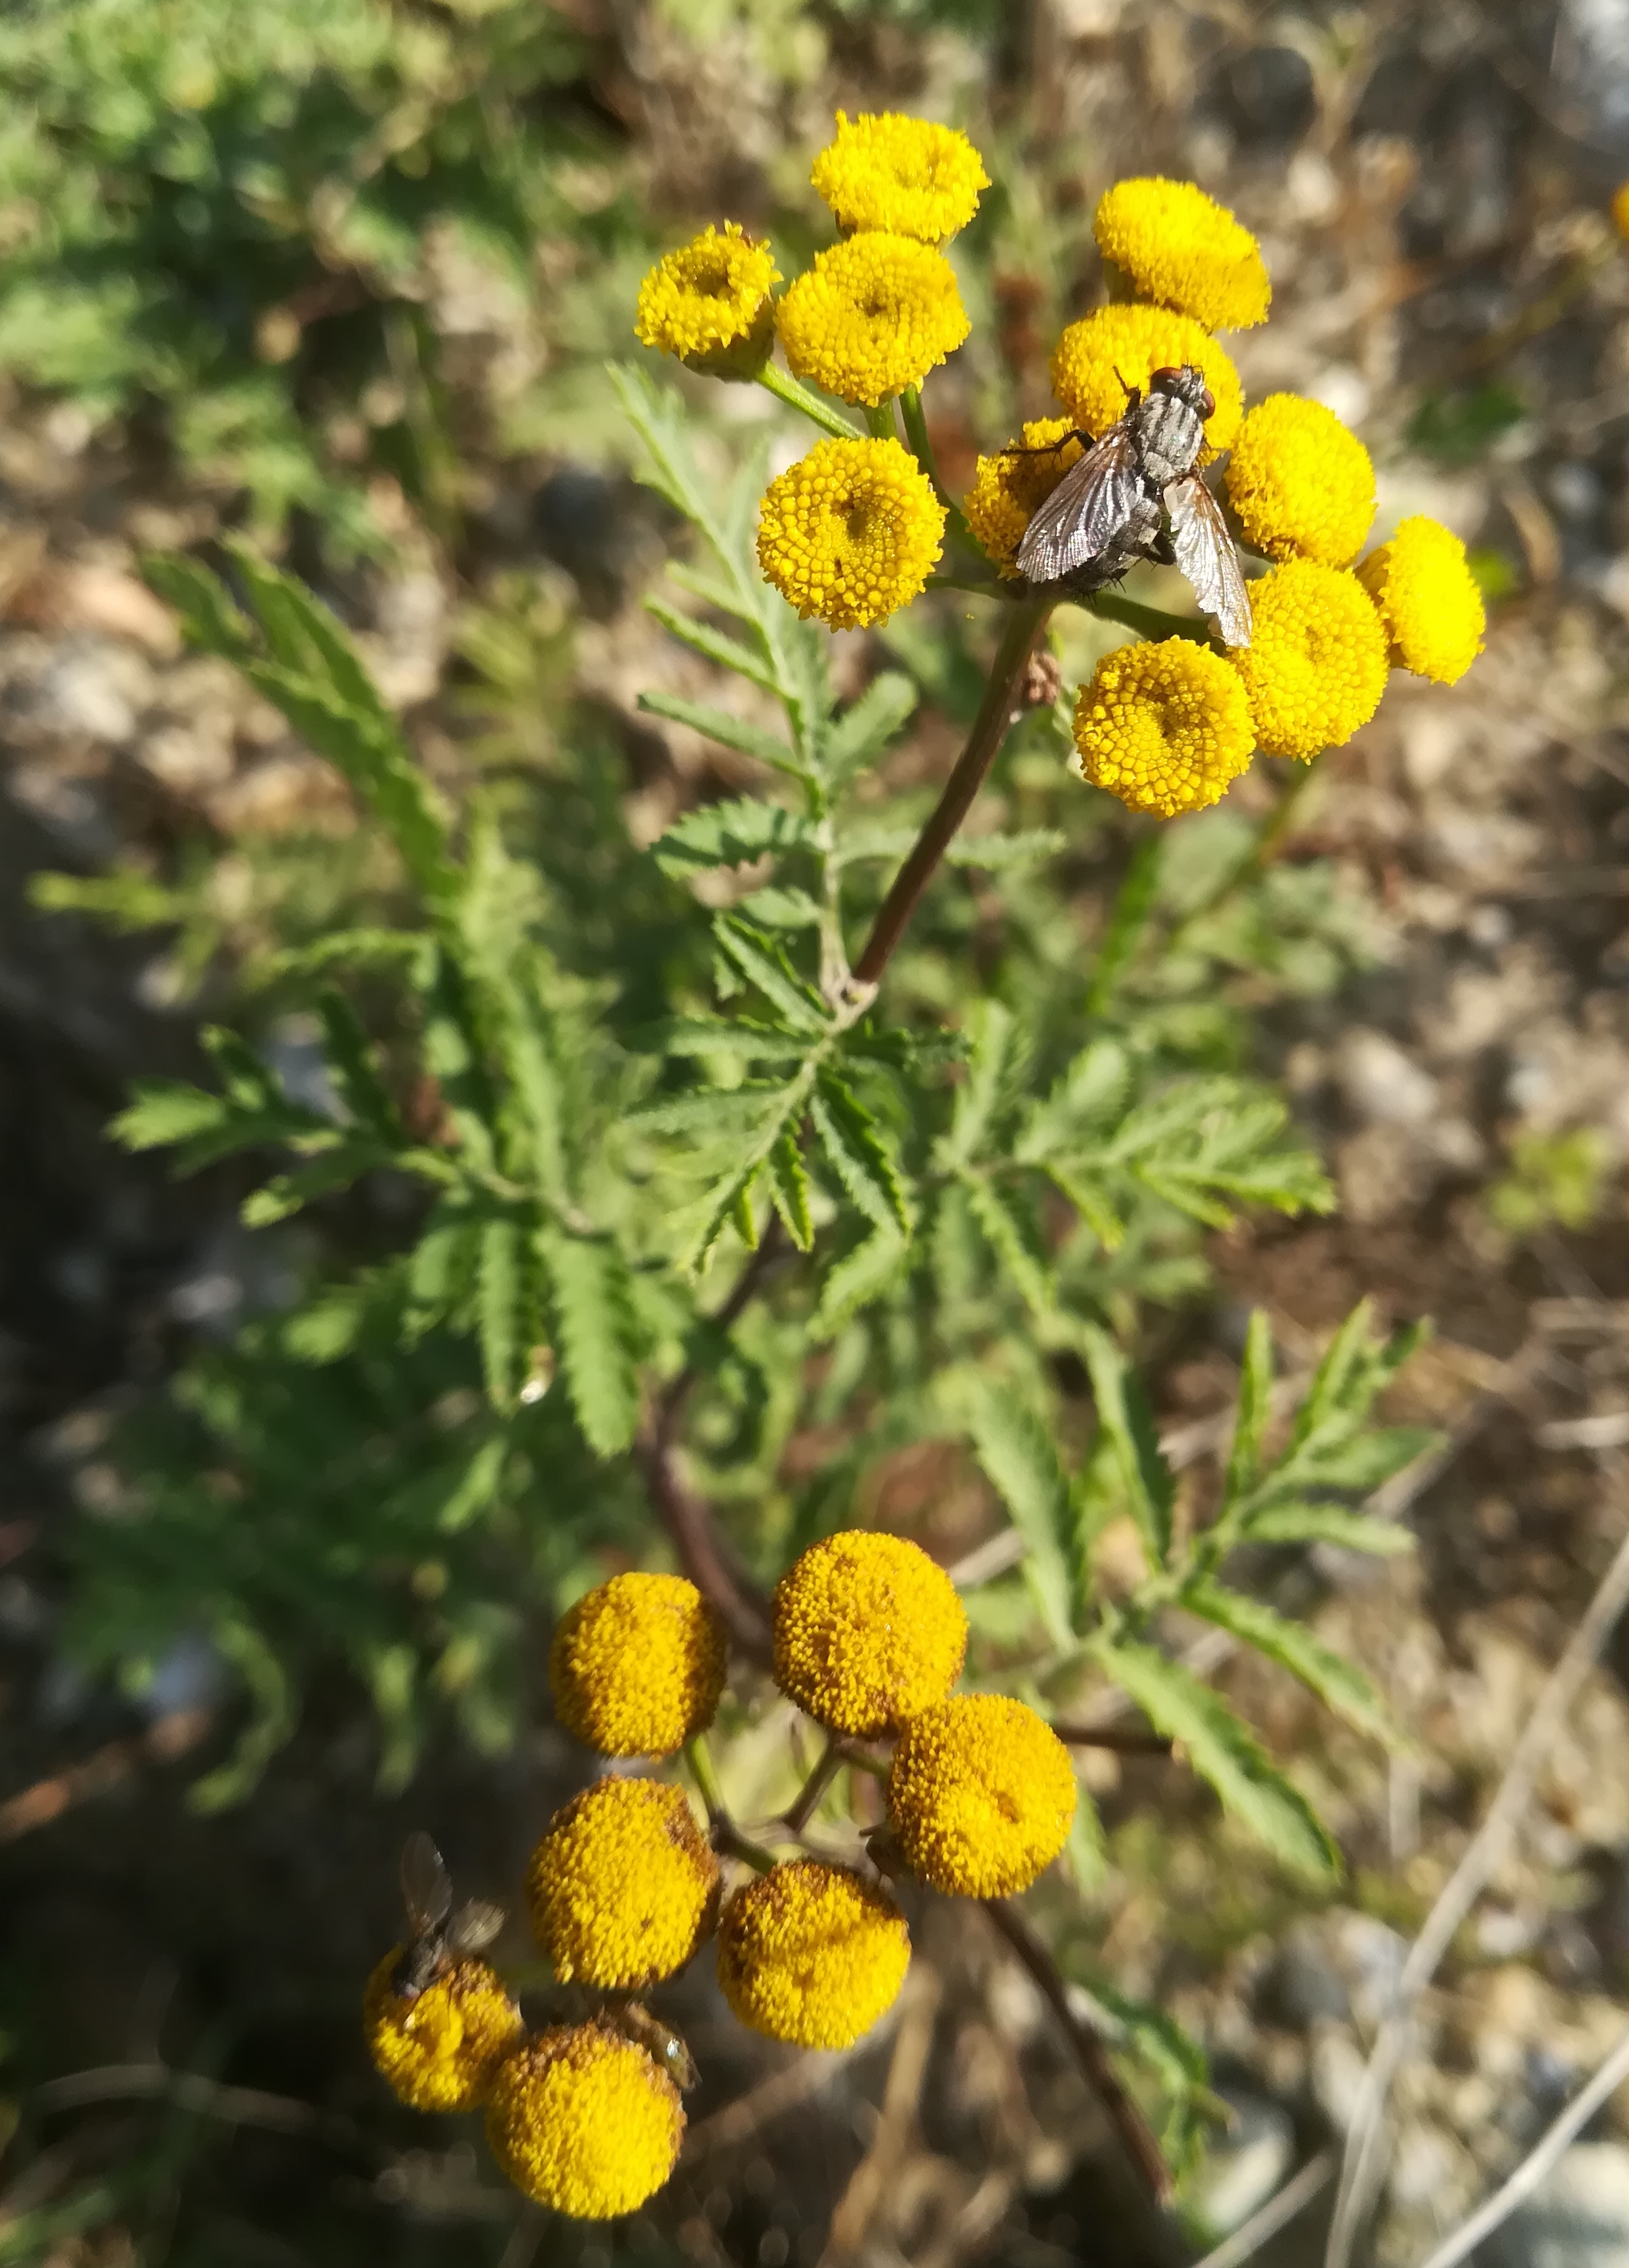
(1194, 2092, 1295, 2236)
(1489, 2142, 1629, 2268)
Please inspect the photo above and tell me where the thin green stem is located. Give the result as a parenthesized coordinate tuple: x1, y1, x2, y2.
(863, 400, 899, 441)
(781, 1736, 842, 1833)
(853, 595, 1053, 984)
(1084, 590, 1215, 645)
(900, 384, 977, 556)
(755, 361, 863, 440)
(684, 1734, 728, 1825)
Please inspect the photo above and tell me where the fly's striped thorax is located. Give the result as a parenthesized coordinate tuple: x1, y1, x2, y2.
(1131, 393, 1206, 490)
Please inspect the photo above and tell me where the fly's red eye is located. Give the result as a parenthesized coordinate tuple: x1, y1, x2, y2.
(1200, 386, 1216, 420)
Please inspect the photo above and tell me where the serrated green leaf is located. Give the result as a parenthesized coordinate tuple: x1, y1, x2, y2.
(714, 917, 829, 1036)
(638, 690, 803, 777)
(1223, 1311, 1275, 1507)
(943, 828, 1067, 870)
(653, 797, 814, 879)
(1286, 1299, 1377, 1455)
(545, 1231, 642, 1456)
(1181, 1579, 1402, 1749)
(1078, 1325, 1174, 1569)
(1243, 1502, 1415, 1555)
(317, 989, 404, 1144)
(649, 1019, 812, 1066)
(1044, 1163, 1125, 1250)
(1095, 1639, 1341, 1880)
(967, 1383, 1074, 1647)
(477, 1216, 524, 1411)
(945, 999, 1022, 1167)
(823, 669, 918, 786)
(241, 1144, 374, 1227)
(1016, 1037, 1132, 1163)
(629, 1082, 798, 1138)
(1287, 1425, 1440, 1490)
(142, 553, 252, 664)
(767, 1126, 815, 1250)
(111, 1081, 233, 1151)
(965, 1178, 1053, 1315)
(811, 1229, 911, 1340)
(812, 1072, 913, 1236)
(642, 600, 781, 700)
(684, 1076, 815, 1272)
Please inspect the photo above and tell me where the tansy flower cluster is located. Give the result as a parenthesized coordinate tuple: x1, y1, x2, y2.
(364, 1540, 1086, 2216)
(636, 134, 1488, 823)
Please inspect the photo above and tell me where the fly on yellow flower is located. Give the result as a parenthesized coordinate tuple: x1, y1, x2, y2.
(964, 417, 1086, 578)
(810, 111, 989, 244)
(774, 232, 970, 407)
(1050, 305, 1243, 460)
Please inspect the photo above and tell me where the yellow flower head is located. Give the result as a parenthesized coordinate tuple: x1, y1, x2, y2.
(550, 1572, 727, 1759)
(1072, 638, 1256, 818)
(1613, 183, 1629, 241)
(757, 437, 945, 631)
(1229, 557, 1390, 759)
(772, 1528, 967, 1738)
(485, 2024, 683, 2218)
(526, 1778, 720, 1990)
(888, 1694, 1077, 1897)
(963, 416, 1086, 579)
(810, 111, 989, 245)
(363, 1951, 523, 2113)
(716, 1860, 911, 2049)
(634, 223, 779, 375)
(1224, 394, 1376, 567)
(1093, 176, 1270, 330)
(775, 232, 970, 407)
(1356, 515, 1486, 686)
(1050, 305, 1243, 460)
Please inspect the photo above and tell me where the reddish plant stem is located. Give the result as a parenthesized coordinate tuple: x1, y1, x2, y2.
(981, 1898, 1173, 2206)
(853, 597, 1053, 985)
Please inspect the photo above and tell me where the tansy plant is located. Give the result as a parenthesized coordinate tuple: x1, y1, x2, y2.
(87, 117, 1466, 2225)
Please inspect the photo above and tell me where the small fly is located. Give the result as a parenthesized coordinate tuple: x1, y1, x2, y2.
(600, 2001, 700, 2092)
(393, 1830, 506, 1999)
(1013, 364, 1252, 648)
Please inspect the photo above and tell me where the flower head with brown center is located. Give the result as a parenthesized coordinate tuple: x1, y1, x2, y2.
(810, 111, 989, 244)
(1228, 557, 1390, 759)
(485, 2024, 683, 2218)
(756, 437, 945, 631)
(1093, 176, 1271, 330)
(1050, 305, 1242, 460)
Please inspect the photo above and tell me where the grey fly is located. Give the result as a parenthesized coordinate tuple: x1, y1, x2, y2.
(1013, 363, 1252, 648)
(393, 1831, 505, 1998)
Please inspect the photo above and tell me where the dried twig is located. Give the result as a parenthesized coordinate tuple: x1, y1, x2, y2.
(1410, 2025, 1629, 2268)
(979, 1899, 1171, 2205)
(820, 1964, 943, 2262)
(33, 2061, 366, 2156)
(1189, 2150, 1335, 2268)
(1324, 1475, 1629, 2268)
(0, 1709, 212, 1845)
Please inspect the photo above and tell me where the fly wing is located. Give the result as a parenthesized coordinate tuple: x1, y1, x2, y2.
(401, 1831, 453, 1936)
(1167, 474, 1252, 647)
(1015, 426, 1143, 586)
(448, 1898, 505, 1957)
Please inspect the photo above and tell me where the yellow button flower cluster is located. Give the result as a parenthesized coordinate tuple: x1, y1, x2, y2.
(526, 1776, 720, 1989)
(772, 1529, 968, 1736)
(888, 1694, 1078, 1897)
(363, 1950, 524, 2113)
(485, 2023, 684, 2218)
(1230, 557, 1391, 759)
(776, 231, 970, 408)
(718, 1858, 911, 2048)
(1224, 394, 1376, 567)
(549, 1569, 726, 1758)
